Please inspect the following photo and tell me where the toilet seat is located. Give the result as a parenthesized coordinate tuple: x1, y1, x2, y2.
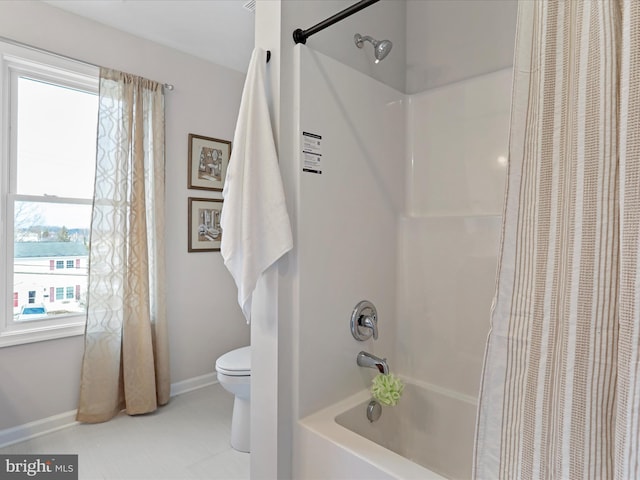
(216, 346, 251, 377)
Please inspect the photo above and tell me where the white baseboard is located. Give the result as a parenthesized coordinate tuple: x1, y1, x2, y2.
(0, 410, 79, 450)
(169, 372, 218, 397)
(0, 372, 218, 449)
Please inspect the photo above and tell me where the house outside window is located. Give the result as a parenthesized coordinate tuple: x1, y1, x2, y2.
(0, 40, 98, 347)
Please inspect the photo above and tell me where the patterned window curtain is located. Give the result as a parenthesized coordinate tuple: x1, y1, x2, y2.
(474, 1, 640, 478)
(76, 68, 170, 423)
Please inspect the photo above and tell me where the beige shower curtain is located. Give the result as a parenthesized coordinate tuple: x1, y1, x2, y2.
(77, 68, 170, 423)
(474, 1, 640, 478)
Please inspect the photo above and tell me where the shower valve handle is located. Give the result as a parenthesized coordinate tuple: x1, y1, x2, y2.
(359, 315, 378, 340)
(351, 300, 378, 341)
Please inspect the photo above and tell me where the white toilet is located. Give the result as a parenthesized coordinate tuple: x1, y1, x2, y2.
(215, 346, 251, 453)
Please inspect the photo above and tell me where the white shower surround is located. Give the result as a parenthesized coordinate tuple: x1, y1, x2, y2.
(291, 45, 511, 477)
(294, 46, 404, 420)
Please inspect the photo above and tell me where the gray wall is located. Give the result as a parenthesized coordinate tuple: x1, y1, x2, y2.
(406, 0, 518, 93)
(289, 0, 407, 93)
(0, 0, 249, 431)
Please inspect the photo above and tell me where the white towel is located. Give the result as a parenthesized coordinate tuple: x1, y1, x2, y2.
(220, 47, 293, 323)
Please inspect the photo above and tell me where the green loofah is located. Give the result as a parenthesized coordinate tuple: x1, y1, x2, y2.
(371, 373, 404, 406)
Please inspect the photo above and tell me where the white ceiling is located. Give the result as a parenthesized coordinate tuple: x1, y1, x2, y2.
(43, 0, 256, 73)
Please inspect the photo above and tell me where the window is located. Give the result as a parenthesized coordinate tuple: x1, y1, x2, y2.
(0, 41, 99, 347)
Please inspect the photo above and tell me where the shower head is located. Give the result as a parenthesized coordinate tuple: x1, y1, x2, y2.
(354, 33, 393, 64)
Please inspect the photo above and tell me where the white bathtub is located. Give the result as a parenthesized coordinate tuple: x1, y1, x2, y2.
(295, 380, 477, 479)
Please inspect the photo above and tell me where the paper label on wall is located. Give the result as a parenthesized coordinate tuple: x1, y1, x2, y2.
(302, 131, 322, 174)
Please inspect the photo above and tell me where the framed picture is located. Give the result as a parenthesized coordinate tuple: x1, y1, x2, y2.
(188, 134, 232, 191)
(188, 197, 223, 252)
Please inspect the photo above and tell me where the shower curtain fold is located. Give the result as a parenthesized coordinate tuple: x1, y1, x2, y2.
(474, 1, 640, 478)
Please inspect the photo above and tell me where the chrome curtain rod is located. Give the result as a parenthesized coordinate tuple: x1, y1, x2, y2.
(292, 0, 380, 45)
(0, 35, 176, 91)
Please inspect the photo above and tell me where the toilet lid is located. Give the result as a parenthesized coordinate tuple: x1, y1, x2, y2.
(216, 346, 251, 376)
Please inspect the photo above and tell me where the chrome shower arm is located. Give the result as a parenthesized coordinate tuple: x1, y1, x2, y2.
(354, 34, 375, 48)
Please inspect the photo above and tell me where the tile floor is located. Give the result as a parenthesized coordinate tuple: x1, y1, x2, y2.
(0, 384, 249, 479)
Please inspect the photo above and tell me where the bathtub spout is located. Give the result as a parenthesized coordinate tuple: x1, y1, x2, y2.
(357, 351, 389, 375)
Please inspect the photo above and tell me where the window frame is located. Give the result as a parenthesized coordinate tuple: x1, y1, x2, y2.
(0, 41, 98, 347)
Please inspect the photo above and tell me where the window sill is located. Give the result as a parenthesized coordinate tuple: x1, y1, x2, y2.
(0, 321, 85, 347)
